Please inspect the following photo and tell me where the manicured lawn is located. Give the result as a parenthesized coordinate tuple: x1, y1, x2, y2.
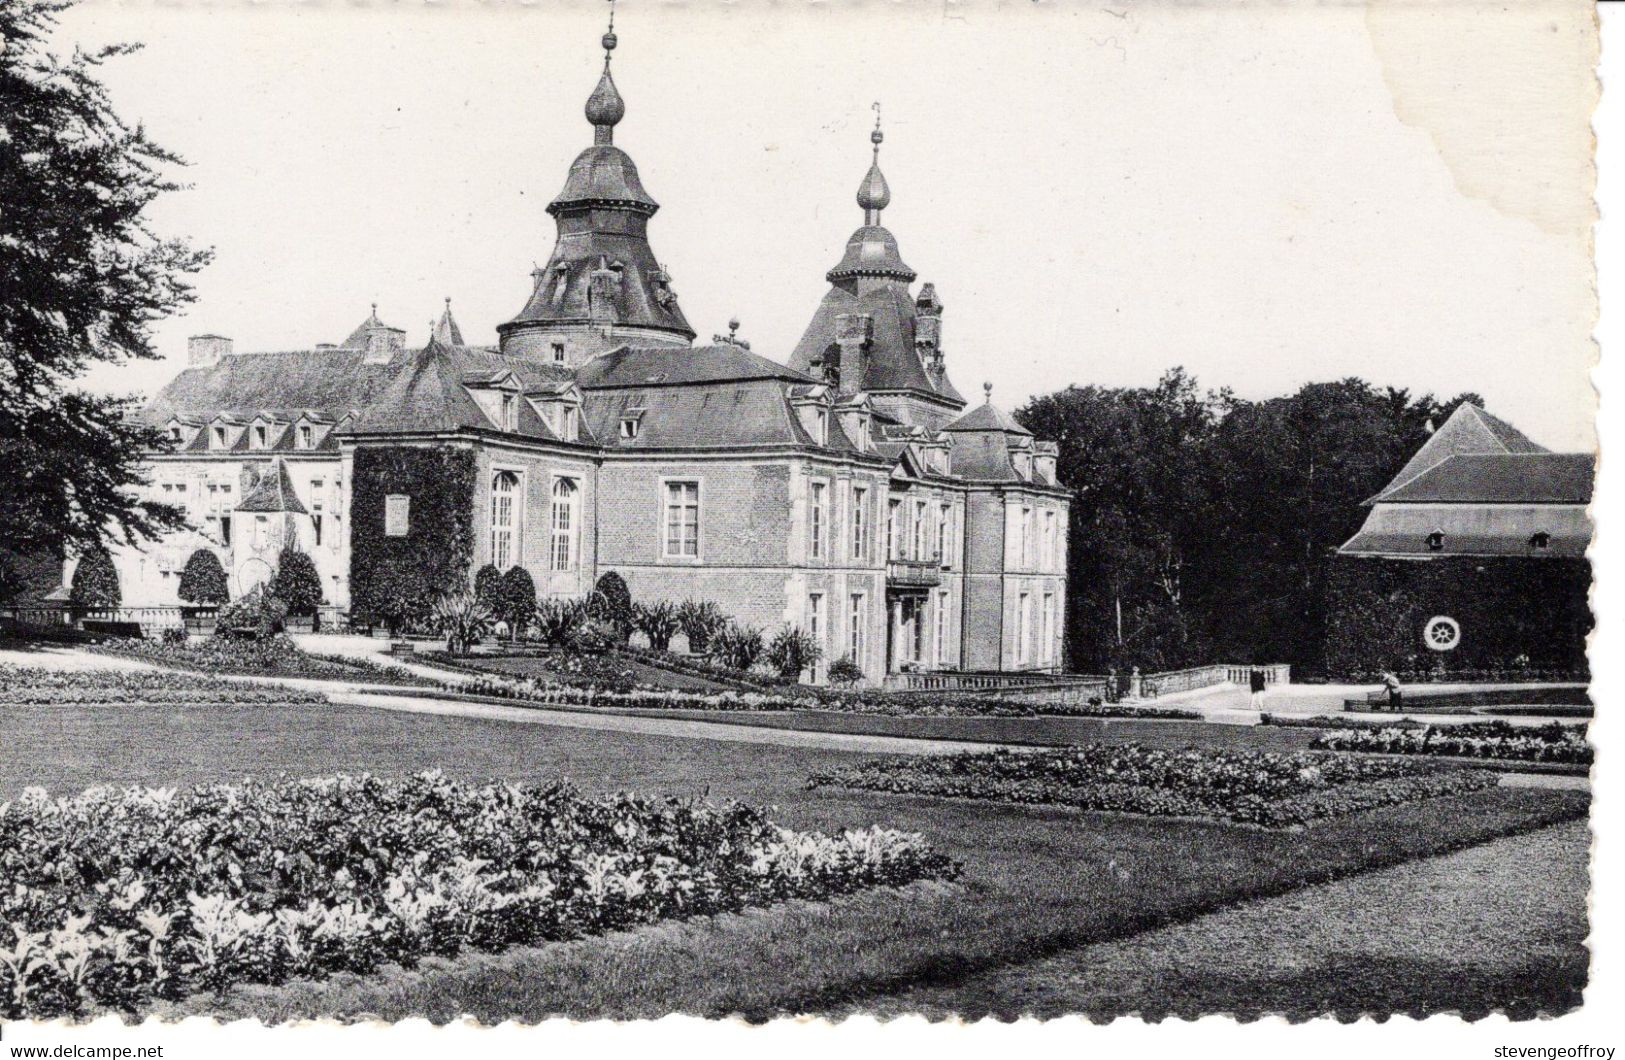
(0, 693, 1587, 1020)
(862, 818, 1590, 1021)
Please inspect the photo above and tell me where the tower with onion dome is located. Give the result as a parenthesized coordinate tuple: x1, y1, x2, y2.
(788, 108, 967, 430)
(497, 12, 695, 366)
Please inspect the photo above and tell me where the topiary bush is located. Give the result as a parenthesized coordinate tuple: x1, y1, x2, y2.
(591, 571, 634, 641)
(498, 566, 537, 642)
(473, 563, 503, 614)
(269, 544, 322, 617)
(69, 543, 120, 611)
(827, 655, 864, 687)
(177, 549, 229, 606)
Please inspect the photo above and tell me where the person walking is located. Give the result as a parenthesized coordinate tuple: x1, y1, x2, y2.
(1248, 666, 1267, 710)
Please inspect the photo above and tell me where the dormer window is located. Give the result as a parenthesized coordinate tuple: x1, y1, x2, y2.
(252, 425, 267, 449)
(1531, 531, 1551, 552)
(552, 341, 566, 364)
(169, 426, 183, 443)
(814, 409, 829, 446)
(561, 405, 578, 441)
(500, 392, 517, 432)
(297, 425, 313, 449)
(213, 426, 227, 448)
(1426, 531, 1445, 552)
(620, 416, 640, 440)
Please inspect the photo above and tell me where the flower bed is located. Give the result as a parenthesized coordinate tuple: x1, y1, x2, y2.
(0, 665, 329, 707)
(417, 664, 1196, 720)
(0, 771, 955, 1018)
(1311, 721, 1591, 765)
(806, 744, 1501, 828)
(91, 637, 424, 685)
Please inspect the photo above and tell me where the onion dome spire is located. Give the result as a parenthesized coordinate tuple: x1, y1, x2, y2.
(585, 2, 625, 144)
(857, 102, 891, 225)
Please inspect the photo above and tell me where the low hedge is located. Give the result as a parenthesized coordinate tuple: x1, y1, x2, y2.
(806, 744, 1502, 828)
(90, 637, 424, 685)
(0, 665, 329, 707)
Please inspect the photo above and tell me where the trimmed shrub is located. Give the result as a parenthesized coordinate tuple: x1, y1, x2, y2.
(176, 549, 229, 606)
(473, 564, 504, 613)
(498, 567, 537, 642)
(69, 543, 120, 610)
(591, 571, 634, 640)
(827, 655, 864, 687)
(269, 545, 322, 617)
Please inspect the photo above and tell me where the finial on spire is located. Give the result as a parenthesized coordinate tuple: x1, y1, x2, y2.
(728, 316, 740, 337)
(856, 102, 892, 225)
(983, 381, 993, 403)
(585, 0, 625, 144)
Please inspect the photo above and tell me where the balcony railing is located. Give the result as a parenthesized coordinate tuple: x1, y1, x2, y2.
(886, 557, 942, 588)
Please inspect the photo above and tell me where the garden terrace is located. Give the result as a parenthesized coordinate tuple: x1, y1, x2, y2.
(806, 744, 1504, 828)
(0, 772, 955, 1019)
(0, 684, 1587, 1020)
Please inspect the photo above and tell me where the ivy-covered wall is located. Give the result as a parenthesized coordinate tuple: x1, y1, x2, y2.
(349, 445, 477, 626)
(1324, 556, 1590, 680)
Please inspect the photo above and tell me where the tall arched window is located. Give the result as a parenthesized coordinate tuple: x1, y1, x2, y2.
(490, 471, 520, 569)
(551, 478, 578, 570)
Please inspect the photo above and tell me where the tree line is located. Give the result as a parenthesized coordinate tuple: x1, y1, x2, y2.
(1015, 369, 1482, 678)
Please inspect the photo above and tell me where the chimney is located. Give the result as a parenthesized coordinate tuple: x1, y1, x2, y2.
(915, 284, 944, 377)
(188, 334, 233, 367)
(834, 312, 872, 397)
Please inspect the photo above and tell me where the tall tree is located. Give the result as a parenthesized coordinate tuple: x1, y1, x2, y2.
(0, 0, 209, 593)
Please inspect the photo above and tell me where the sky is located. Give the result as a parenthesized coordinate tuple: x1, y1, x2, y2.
(59, 0, 1598, 450)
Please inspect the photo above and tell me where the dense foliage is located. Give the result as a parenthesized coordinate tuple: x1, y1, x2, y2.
(0, 771, 955, 1017)
(590, 571, 634, 640)
(632, 601, 681, 652)
(68, 543, 121, 610)
(677, 599, 726, 653)
(497, 566, 537, 641)
(1312, 721, 1591, 765)
(0, 0, 206, 585)
(216, 586, 286, 638)
(90, 636, 411, 683)
(807, 744, 1501, 828)
(766, 626, 823, 680)
(432, 590, 494, 656)
(176, 550, 229, 606)
(1016, 371, 1484, 676)
(349, 448, 476, 634)
(269, 546, 322, 617)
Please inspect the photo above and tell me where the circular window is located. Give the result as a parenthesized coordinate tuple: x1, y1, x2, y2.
(1423, 615, 1461, 652)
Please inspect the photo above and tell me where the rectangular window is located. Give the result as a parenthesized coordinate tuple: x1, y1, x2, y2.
(807, 593, 824, 681)
(220, 514, 232, 543)
(849, 593, 865, 665)
(1017, 592, 1031, 665)
(551, 479, 578, 571)
(913, 500, 928, 560)
(213, 427, 226, 448)
(1043, 511, 1056, 570)
(664, 481, 700, 557)
(935, 590, 950, 665)
(1021, 507, 1034, 568)
(384, 494, 410, 537)
(886, 499, 901, 560)
(809, 481, 827, 560)
(851, 486, 868, 561)
(298, 425, 313, 449)
(1042, 592, 1056, 664)
(938, 503, 951, 566)
(500, 393, 516, 431)
(562, 406, 578, 440)
(253, 515, 269, 549)
(552, 341, 566, 364)
(253, 425, 267, 449)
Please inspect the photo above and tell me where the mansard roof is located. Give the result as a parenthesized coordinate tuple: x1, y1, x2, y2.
(943, 399, 1031, 435)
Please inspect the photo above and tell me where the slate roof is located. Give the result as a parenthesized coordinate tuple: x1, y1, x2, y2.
(577, 344, 817, 389)
(789, 281, 965, 403)
(1374, 403, 1548, 501)
(236, 460, 307, 514)
(1376, 453, 1594, 506)
(943, 401, 1031, 435)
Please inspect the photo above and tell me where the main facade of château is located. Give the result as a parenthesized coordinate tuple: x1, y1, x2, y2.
(85, 28, 1070, 683)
